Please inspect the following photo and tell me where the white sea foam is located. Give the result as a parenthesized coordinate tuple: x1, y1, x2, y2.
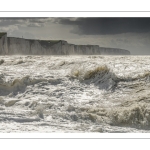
(0, 55, 150, 132)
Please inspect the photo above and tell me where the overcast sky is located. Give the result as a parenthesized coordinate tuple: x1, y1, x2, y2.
(0, 17, 150, 55)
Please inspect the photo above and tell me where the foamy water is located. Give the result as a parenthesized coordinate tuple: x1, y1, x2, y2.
(0, 55, 150, 132)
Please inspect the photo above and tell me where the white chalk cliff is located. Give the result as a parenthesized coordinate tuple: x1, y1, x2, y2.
(0, 33, 130, 55)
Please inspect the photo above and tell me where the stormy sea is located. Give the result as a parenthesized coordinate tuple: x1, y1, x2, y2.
(0, 55, 150, 133)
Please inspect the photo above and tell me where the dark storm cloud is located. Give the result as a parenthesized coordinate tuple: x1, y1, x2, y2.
(1, 17, 150, 35)
(57, 18, 150, 35)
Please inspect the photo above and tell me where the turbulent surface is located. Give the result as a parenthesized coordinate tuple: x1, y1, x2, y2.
(0, 55, 150, 132)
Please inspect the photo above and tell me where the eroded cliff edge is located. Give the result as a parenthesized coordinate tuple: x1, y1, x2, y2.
(0, 33, 130, 55)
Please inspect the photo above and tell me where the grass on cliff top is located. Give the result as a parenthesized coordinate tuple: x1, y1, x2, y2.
(48, 40, 61, 43)
(39, 40, 62, 47)
(0, 32, 6, 38)
(40, 40, 61, 43)
(48, 40, 61, 45)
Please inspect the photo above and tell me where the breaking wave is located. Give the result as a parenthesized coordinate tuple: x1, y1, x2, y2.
(0, 75, 61, 96)
(109, 103, 150, 129)
(63, 95, 150, 130)
(70, 64, 150, 90)
(70, 65, 117, 90)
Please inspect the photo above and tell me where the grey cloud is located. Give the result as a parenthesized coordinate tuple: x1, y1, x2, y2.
(0, 18, 52, 29)
(28, 23, 45, 27)
(56, 18, 150, 35)
(1, 17, 150, 35)
(9, 30, 35, 39)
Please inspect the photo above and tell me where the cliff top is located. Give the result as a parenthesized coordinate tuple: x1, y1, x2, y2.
(0, 32, 7, 38)
(40, 40, 64, 43)
(38, 40, 67, 47)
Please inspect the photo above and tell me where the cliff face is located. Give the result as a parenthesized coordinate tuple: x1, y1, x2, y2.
(7, 38, 68, 55)
(0, 33, 8, 55)
(99, 47, 130, 55)
(61, 44, 101, 55)
(0, 33, 130, 55)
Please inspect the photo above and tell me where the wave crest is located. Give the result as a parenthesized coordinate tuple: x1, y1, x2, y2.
(70, 64, 150, 91)
(0, 76, 47, 96)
